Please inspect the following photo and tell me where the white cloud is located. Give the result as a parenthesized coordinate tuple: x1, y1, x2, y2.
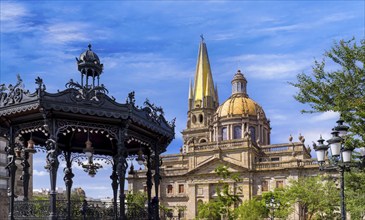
(81, 185, 110, 191)
(43, 22, 90, 44)
(0, 2, 27, 21)
(220, 54, 310, 79)
(311, 111, 339, 122)
(0, 2, 36, 33)
(103, 52, 192, 82)
(254, 12, 355, 35)
(33, 169, 48, 177)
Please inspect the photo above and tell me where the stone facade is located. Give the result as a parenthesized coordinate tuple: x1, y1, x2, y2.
(127, 39, 318, 219)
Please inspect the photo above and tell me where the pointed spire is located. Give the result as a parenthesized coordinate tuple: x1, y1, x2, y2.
(215, 83, 219, 104)
(188, 79, 193, 100)
(192, 37, 217, 108)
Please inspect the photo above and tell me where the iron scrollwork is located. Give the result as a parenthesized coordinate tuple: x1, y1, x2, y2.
(0, 74, 29, 107)
(143, 98, 165, 124)
(66, 79, 108, 103)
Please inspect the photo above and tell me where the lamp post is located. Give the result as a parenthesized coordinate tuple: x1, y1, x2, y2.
(266, 196, 279, 220)
(314, 118, 365, 220)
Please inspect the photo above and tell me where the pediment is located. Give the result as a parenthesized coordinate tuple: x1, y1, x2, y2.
(187, 157, 249, 175)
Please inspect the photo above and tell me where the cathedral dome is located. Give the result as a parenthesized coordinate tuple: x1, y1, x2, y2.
(216, 70, 266, 119)
(216, 94, 266, 118)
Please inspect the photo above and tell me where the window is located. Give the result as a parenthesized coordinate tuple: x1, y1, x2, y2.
(199, 114, 203, 123)
(249, 126, 256, 141)
(197, 188, 203, 195)
(233, 126, 242, 139)
(262, 181, 268, 192)
(192, 115, 197, 124)
(271, 157, 280, 162)
(276, 180, 284, 188)
(178, 209, 185, 218)
(178, 184, 184, 193)
(167, 185, 173, 194)
(222, 127, 227, 140)
(199, 139, 207, 143)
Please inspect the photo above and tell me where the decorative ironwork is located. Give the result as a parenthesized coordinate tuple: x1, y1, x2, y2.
(144, 98, 165, 124)
(126, 91, 136, 106)
(66, 79, 108, 103)
(2, 45, 175, 220)
(13, 200, 150, 220)
(0, 74, 29, 107)
(57, 119, 119, 141)
(169, 117, 176, 129)
(81, 157, 103, 177)
(35, 76, 46, 93)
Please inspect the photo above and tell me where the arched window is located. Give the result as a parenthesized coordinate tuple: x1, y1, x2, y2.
(192, 115, 197, 124)
(199, 114, 203, 123)
(222, 127, 228, 140)
(199, 139, 207, 143)
(167, 184, 173, 194)
(233, 126, 242, 139)
(249, 126, 256, 141)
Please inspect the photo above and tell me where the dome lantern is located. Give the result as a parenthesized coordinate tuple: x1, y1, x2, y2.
(76, 44, 104, 89)
(231, 70, 247, 97)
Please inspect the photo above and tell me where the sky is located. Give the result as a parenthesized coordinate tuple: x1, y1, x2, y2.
(1, 0, 364, 199)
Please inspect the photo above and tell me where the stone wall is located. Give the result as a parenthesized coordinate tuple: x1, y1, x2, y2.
(0, 189, 8, 219)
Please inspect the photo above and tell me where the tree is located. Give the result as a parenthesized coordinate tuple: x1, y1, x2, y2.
(126, 191, 147, 218)
(284, 176, 339, 220)
(345, 171, 365, 219)
(126, 191, 147, 206)
(235, 198, 266, 220)
(197, 165, 241, 220)
(290, 38, 365, 148)
(197, 200, 223, 220)
(262, 189, 292, 219)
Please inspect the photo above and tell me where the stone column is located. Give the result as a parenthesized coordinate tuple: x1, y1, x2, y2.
(187, 183, 196, 220)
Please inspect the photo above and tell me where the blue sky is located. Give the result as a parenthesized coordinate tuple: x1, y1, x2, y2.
(1, 1, 364, 199)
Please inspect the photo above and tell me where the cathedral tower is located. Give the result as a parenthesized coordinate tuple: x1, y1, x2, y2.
(183, 37, 218, 147)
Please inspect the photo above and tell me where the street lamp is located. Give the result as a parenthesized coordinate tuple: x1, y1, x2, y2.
(314, 118, 365, 220)
(265, 196, 279, 220)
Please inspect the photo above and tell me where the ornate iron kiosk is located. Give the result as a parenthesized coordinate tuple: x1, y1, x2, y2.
(0, 45, 175, 220)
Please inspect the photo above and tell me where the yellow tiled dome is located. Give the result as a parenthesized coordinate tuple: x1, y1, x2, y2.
(216, 94, 265, 118)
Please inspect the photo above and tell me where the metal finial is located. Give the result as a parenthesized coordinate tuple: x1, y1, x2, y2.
(88, 44, 92, 50)
(200, 34, 204, 42)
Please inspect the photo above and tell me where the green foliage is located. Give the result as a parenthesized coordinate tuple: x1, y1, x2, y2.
(345, 171, 365, 219)
(32, 194, 49, 200)
(290, 38, 365, 148)
(126, 191, 147, 218)
(235, 198, 266, 220)
(126, 191, 147, 207)
(284, 176, 339, 220)
(197, 200, 223, 220)
(197, 165, 241, 220)
(262, 189, 292, 219)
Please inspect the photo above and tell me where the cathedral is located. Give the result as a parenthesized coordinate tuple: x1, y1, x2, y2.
(127, 39, 318, 219)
